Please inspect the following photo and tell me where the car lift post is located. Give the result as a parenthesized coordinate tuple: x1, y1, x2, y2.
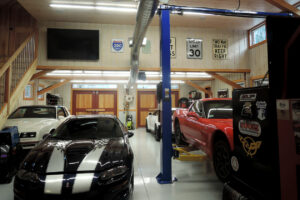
(156, 6, 174, 184)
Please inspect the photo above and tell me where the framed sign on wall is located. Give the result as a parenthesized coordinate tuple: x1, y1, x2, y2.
(111, 39, 124, 53)
(170, 37, 176, 58)
(186, 38, 203, 59)
(212, 39, 228, 60)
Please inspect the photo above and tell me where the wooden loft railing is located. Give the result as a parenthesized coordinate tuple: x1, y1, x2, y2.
(0, 32, 38, 129)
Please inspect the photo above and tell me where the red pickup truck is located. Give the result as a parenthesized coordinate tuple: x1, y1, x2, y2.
(173, 98, 233, 182)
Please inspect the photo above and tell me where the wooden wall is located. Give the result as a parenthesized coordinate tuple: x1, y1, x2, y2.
(38, 21, 249, 70)
(0, 0, 37, 64)
(249, 43, 268, 77)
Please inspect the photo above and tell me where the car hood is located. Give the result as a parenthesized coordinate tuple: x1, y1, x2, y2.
(4, 118, 57, 133)
(21, 138, 130, 174)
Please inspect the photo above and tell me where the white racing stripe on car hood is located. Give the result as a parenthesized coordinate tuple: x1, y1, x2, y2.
(44, 174, 64, 194)
(72, 147, 105, 194)
(46, 147, 65, 173)
(44, 143, 70, 195)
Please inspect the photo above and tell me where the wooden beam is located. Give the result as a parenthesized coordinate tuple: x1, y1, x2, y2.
(37, 65, 250, 73)
(37, 80, 70, 95)
(208, 72, 242, 89)
(185, 81, 213, 97)
(39, 76, 214, 81)
(30, 70, 53, 80)
(265, 0, 300, 16)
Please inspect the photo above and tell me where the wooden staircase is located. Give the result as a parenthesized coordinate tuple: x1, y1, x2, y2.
(0, 32, 38, 129)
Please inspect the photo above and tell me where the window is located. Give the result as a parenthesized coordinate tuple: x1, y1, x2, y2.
(23, 83, 34, 100)
(9, 107, 56, 119)
(253, 78, 269, 87)
(57, 107, 66, 117)
(249, 22, 266, 48)
(38, 84, 44, 101)
(51, 118, 123, 140)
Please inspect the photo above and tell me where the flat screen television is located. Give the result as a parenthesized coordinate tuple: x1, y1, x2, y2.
(47, 28, 99, 60)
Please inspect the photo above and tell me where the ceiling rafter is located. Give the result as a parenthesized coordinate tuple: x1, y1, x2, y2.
(39, 76, 214, 81)
(37, 80, 69, 95)
(37, 65, 250, 73)
(207, 72, 243, 89)
(265, 0, 300, 16)
(30, 70, 53, 80)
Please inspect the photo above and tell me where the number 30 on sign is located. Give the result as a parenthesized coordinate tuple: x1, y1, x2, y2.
(186, 38, 203, 59)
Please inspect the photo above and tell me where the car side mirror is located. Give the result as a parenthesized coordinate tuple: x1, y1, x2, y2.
(43, 133, 51, 140)
(127, 132, 134, 138)
(58, 116, 65, 120)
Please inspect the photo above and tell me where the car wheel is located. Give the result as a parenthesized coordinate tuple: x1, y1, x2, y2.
(128, 173, 134, 200)
(213, 140, 231, 183)
(155, 126, 161, 141)
(175, 122, 186, 146)
(145, 120, 150, 133)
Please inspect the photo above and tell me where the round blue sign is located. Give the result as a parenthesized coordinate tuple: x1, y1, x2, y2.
(112, 40, 124, 52)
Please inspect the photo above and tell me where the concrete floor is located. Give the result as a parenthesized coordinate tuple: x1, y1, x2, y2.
(0, 128, 223, 200)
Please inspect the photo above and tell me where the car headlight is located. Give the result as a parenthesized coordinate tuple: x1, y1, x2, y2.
(17, 169, 39, 183)
(20, 132, 36, 138)
(99, 165, 129, 184)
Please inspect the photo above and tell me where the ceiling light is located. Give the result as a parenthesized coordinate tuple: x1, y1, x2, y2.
(50, 4, 137, 12)
(51, 1, 95, 5)
(96, 2, 137, 8)
(70, 80, 128, 83)
(50, 4, 94, 9)
(171, 80, 184, 84)
(183, 11, 213, 16)
(96, 6, 137, 12)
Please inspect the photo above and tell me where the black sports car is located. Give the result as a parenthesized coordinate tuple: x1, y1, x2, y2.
(14, 115, 134, 200)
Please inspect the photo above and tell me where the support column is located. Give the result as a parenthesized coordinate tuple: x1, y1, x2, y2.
(156, 7, 174, 184)
(5, 67, 11, 115)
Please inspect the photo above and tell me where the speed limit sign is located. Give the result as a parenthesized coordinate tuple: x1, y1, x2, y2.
(186, 38, 203, 59)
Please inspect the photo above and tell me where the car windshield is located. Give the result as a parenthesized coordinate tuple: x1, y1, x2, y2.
(9, 107, 56, 119)
(203, 100, 232, 119)
(207, 108, 233, 119)
(51, 118, 123, 140)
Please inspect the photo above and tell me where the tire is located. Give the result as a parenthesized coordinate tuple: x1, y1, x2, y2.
(127, 172, 134, 200)
(145, 120, 150, 133)
(155, 126, 161, 141)
(213, 140, 231, 183)
(174, 122, 187, 145)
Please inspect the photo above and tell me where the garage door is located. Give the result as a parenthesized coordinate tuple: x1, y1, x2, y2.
(137, 90, 179, 127)
(72, 90, 117, 116)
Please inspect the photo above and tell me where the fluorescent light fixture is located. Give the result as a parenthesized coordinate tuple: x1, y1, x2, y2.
(171, 80, 184, 84)
(50, 4, 94, 9)
(50, 4, 137, 12)
(96, 6, 137, 12)
(71, 80, 128, 83)
(96, 2, 137, 8)
(183, 11, 213, 16)
(145, 71, 160, 75)
(52, 70, 71, 73)
(51, 1, 95, 5)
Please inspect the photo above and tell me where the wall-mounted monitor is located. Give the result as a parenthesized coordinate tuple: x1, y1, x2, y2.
(47, 28, 99, 60)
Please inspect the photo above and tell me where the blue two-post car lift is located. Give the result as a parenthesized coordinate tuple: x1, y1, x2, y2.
(155, 4, 292, 185)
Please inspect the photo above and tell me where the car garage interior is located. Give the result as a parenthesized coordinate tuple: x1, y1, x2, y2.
(0, 0, 299, 200)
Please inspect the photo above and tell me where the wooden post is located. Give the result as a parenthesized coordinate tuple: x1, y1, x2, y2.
(4, 67, 11, 115)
